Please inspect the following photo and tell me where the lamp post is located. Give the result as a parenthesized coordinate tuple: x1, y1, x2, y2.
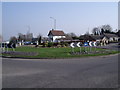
(50, 17, 56, 30)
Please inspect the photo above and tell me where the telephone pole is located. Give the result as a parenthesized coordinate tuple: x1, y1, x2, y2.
(50, 17, 56, 30)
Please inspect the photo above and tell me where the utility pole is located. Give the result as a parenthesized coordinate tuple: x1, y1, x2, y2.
(50, 17, 56, 30)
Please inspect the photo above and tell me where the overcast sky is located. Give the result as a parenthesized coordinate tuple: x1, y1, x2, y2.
(2, 2, 118, 41)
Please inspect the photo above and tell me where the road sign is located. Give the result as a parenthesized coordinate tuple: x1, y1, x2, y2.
(93, 42, 97, 46)
(76, 42, 82, 53)
(11, 43, 14, 48)
(89, 42, 93, 46)
(76, 42, 81, 47)
(84, 42, 88, 46)
(7, 44, 11, 48)
(70, 43, 75, 48)
(7, 43, 16, 48)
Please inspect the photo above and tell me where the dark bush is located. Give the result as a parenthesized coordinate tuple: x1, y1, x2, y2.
(47, 42, 54, 47)
(60, 42, 69, 47)
(42, 42, 48, 47)
(64, 43, 69, 47)
(53, 42, 59, 46)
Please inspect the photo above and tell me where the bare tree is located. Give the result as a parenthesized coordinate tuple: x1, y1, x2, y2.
(66, 32, 77, 37)
(26, 31, 33, 41)
(66, 32, 78, 39)
(92, 27, 100, 35)
(85, 31, 90, 35)
(92, 25, 113, 35)
(100, 24, 112, 34)
(18, 33, 25, 41)
(18, 32, 33, 42)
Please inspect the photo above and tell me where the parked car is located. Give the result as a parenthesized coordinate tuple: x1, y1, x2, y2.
(24, 41, 32, 45)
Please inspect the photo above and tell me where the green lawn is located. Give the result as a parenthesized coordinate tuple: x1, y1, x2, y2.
(2, 46, 119, 58)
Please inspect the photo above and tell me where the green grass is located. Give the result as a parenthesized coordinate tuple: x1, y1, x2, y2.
(2, 46, 120, 58)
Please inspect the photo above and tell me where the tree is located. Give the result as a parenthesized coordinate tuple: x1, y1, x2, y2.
(18, 32, 33, 42)
(101, 28, 104, 35)
(18, 33, 25, 41)
(85, 31, 90, 35)
(26, 31, 33, 41)
(100, 24, 112, 34)
(10, 36, 17, 44)
(92, 27, 100, 35)
(67, 32, 76, 37)
(117, 30, 120, 37)
(37, 34, 42, 45)
(92, 25, 113, 35)
(66, 32, 78, 39)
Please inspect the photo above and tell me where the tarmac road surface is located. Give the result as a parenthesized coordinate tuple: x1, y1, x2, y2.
(2, 54, 119, 88)
(97, 43, 120, 51)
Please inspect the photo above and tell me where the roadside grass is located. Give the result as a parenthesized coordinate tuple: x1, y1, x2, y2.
(2, 46, 120, 58)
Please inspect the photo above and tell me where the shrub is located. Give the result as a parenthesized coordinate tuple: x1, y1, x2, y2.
(53, 43, 59, 46)
(47, 42, 54, 47)
(42, 42, 48, 47)
(60, 42, 69, 47)
(64, 43, 69, 47)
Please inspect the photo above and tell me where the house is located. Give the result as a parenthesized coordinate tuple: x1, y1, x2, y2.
(79, 33, 119, 46)
(48, 30, 66, 42)
(103, 33, 119, 42)
(90, 35, 104, 42)
(90, 34, 119, 45)
(79, 35, 96, 42)
(79, 35, 104, 45)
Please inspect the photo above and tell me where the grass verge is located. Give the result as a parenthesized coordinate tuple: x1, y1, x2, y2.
(2, 46, 120, 59)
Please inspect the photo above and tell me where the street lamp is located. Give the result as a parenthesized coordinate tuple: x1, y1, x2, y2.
(50, 17, 56, 30)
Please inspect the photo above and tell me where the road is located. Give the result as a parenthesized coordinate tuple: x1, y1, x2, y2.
(97, 43, 120, 51)
(2, 54, 119, 88)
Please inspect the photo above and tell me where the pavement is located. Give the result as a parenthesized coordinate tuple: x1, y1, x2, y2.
(2, 54, 119, 88)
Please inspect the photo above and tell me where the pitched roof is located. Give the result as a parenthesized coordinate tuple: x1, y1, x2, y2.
(103, 33, 118, 38)
(48, 30, 65, 36)
(79, 35, 96, 41)
(90, 35, 104, 40)
(79, 34, 118, 41)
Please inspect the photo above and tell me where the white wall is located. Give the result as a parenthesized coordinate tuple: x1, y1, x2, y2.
(48, 35, 66, 42)
(53, 36, 66, 42)
(109, 37, 119, 42)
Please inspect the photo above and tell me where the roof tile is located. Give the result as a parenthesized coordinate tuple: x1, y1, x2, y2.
(48, 30, 65, 36)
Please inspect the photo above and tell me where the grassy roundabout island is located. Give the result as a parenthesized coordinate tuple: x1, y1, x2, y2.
(2, 46, 119, 59)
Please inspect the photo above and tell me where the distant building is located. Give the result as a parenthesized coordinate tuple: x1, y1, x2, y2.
(79, 35, 96, 42)
(79, 33, 119, 46)
(48, 30, 66, 42)
(31, 37, 49, 45)
(18, 32, 33, 42)
(90, 35, 103, 42)
(103, 33, 119, 42)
